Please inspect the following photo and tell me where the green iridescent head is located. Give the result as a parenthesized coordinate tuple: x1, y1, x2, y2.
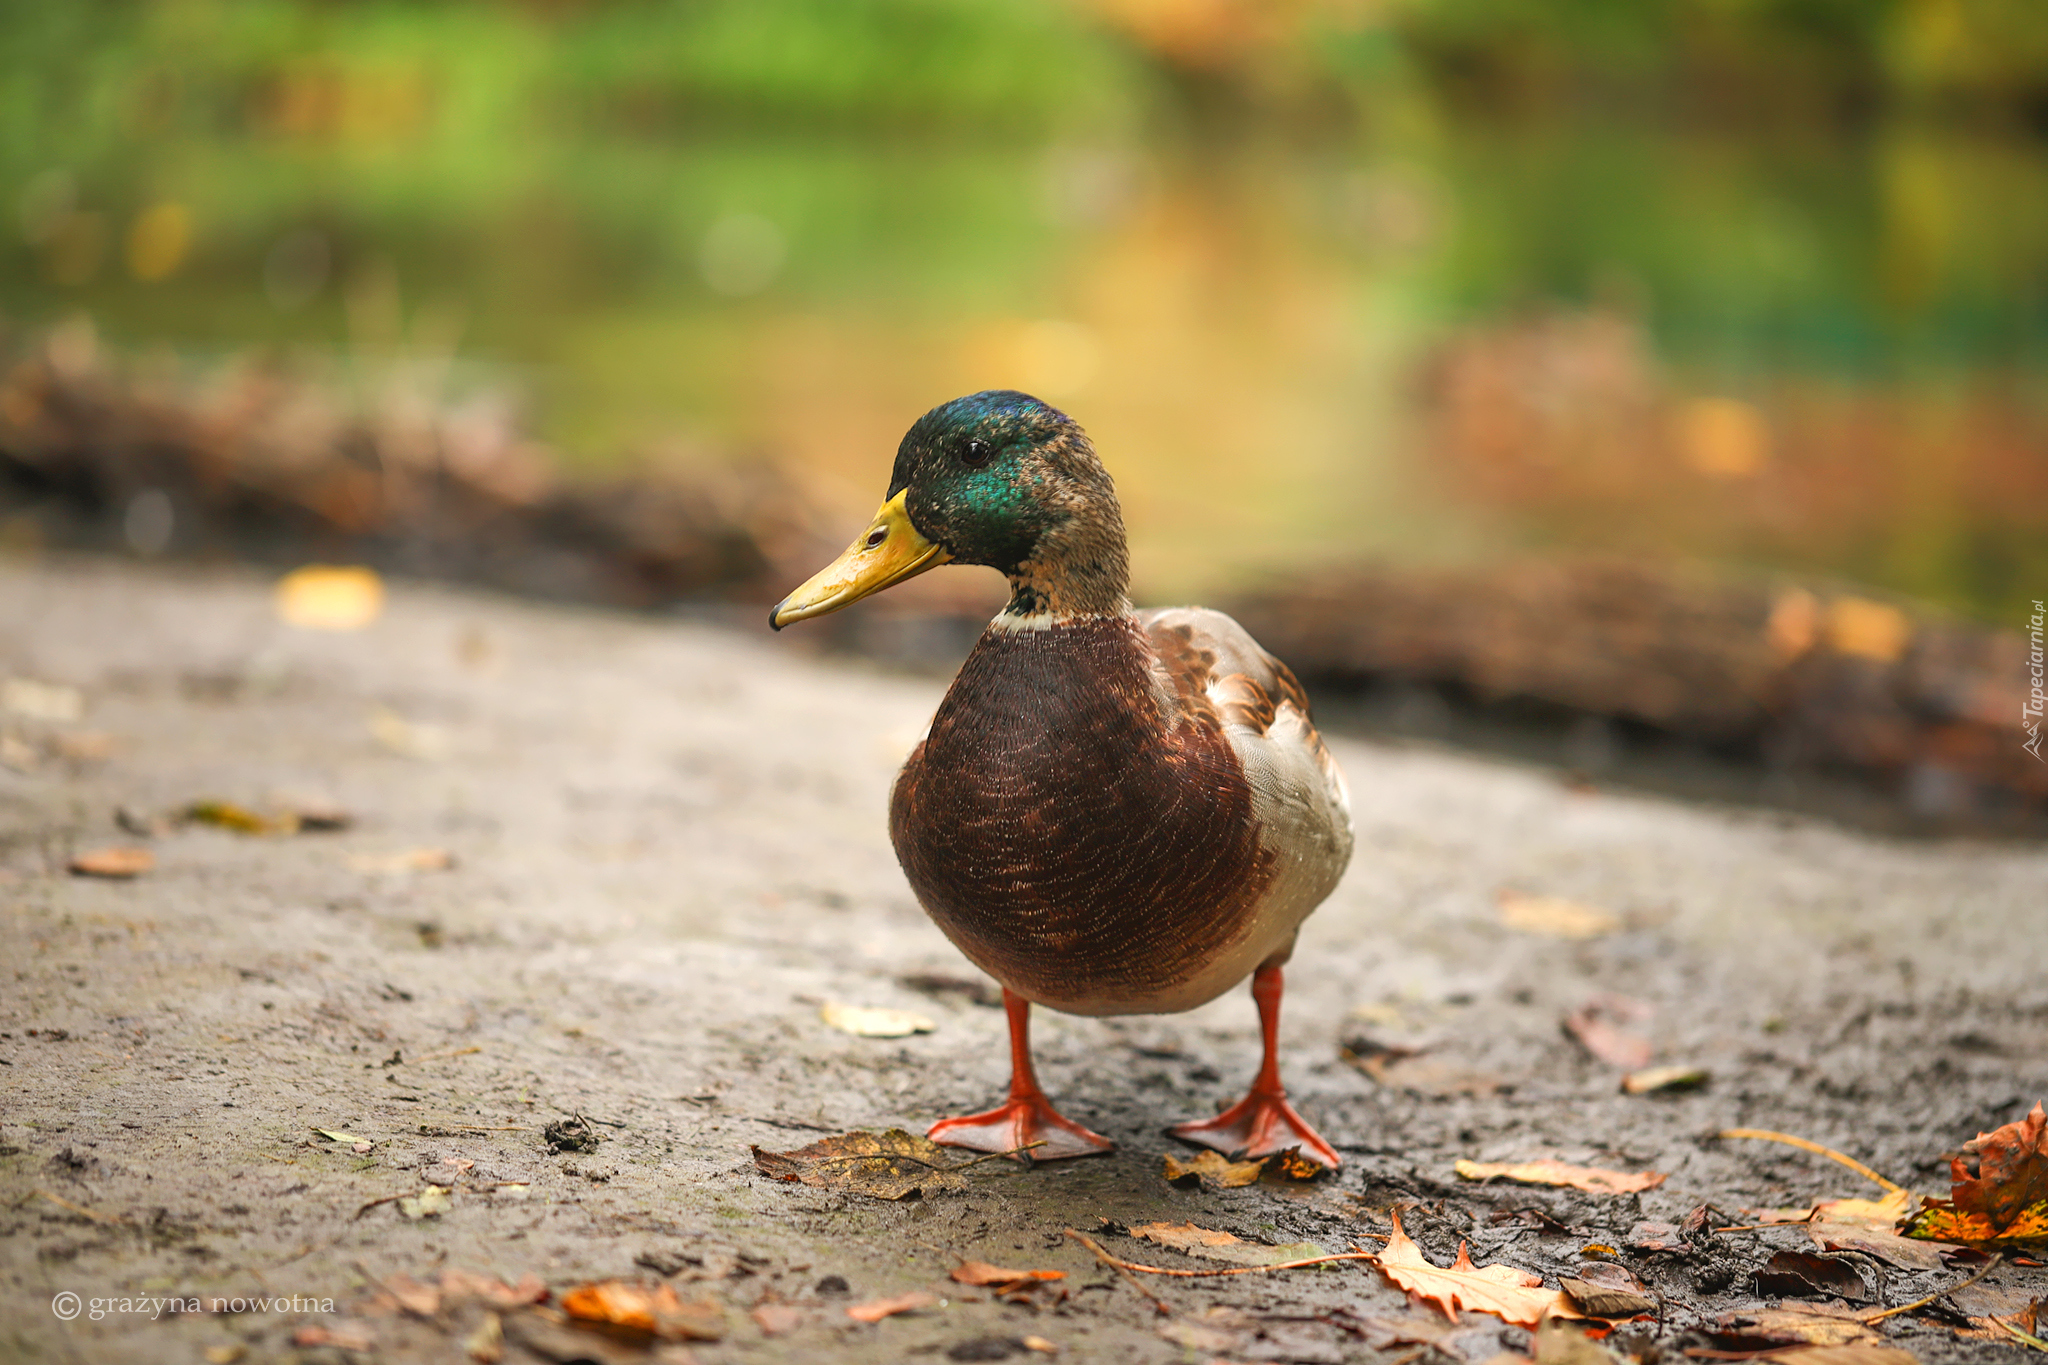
(770, 390, 1130, 629)
(891, 390, 1123, 587)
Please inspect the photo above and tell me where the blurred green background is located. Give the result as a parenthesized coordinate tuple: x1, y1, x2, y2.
(4, 0, 2045, 620)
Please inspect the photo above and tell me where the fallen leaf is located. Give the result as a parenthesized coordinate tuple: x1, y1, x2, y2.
(3, 677, 84, 720)
(383, 1273, 441, 1316)
(1455, 1159, 1666, 1195)
(1621, 1065, 1708, 1094)
(1128, 1221, 1329, 1267)
(1761, 1189, 1917, 1229)
(1371, 1210, 1578, 1327)
(950, 1261, 1065, 1288)
(844, 1290, 939, 1323)
(185, 800, 289, 835)
(1156, 1319, 1238, 1353)
(1711, 1305, 1882, 1349)
(1563, 996, 1653, 1070)
(1020, 1335, 1058, 1354)
(277, 564, 385, 630)
(435, 1270, 545, 1308)
(749, 1303, 805, 1335)
(313, 1127, 376, 1152)
(818, 1002, 936, 1038)
(349, 847, 455, 873)
(204, 1348, 246, 1365)
(1269, 1147, 1330, 1180)
(1808, 1221, 1952, 1271)
(560, 1280, 725, 1341)
(1497, 890, 1620, 939)
(397, 1185, 452, 1219)
(1534, 1316, 1627, 1364)
(1772, 1348, 1921, 1365)
(1753, 1249, 1868, 1300)
(1162, 1150, 1267, 1189)
(464, 1311, 504, 1363)
(1626, 1220, 1688, 1252)
(1902, 1101, 2048, 1245)
(1348, 1048, 1504, 1097)
(68, 846, 153, 878)
(290, 1324, 374, 1351)
(752, 1129, 970, 1200)
(1557, 1261, 1654, 1319)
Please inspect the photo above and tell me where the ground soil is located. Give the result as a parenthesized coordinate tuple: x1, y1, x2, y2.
(2, 556, 2043, 1364)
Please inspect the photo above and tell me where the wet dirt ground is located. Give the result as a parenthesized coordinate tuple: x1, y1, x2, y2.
(2, 556, 2044, 1365)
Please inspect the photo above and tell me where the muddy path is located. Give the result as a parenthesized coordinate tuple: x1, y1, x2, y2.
(1, 557, 2043, 1364)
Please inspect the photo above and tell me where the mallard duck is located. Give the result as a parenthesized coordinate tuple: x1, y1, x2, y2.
(770, 391, 1353, 1169)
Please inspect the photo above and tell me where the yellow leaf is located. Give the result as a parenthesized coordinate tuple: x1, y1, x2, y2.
(1496, 890, 1619, 939)
(1162, 1150, 1267, 1188)
(276, 565, 385, 631)
(818, 1002, 936, 1038)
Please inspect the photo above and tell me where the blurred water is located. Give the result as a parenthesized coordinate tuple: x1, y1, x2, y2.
(3, 3, 2044, 621)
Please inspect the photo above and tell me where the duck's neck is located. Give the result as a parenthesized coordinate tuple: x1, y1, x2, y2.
(997, 504, 1133, 626)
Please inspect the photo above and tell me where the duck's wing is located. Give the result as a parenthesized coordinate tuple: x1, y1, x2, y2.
(1139, 606, 1354, 944)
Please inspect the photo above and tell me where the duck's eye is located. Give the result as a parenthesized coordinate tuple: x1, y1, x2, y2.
(863, 527, 889, 550)
(960, 438, 992, 468)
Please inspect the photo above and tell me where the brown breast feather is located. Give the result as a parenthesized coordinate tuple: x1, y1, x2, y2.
(889, 615, 1275, 1012)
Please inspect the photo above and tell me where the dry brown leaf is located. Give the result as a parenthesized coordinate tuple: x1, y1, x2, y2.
(1711, 1305, 1882, 1349)
(1808, 1221, 1951, 1271)
(1455, 1159, 1666, 1195)
(818, 1002, 935, 1038)
(845, 1290, 939, 1323)
(559, 1280, 725, 1341)
(1372, 1210, 1578, 1327)
(1563, 996, 1653, 1070)
(1127, 1221, 1328, 1267)
(1770, 1348, 1920, 1365)
(1349, 1049, 1505, 1097)
(68, 845, 153, 878)
(383, 1274, 441, 1317)
(1269, 1147, 1330, 1180)
(752, 1128, 970, 1200)
(1903, 1101, 2048, 1246)
(1162, 1150, 1267, 1188)
(1497, 890, 1620, 939)
(438, 1269, 547, 1309)
(463, 1311, 503, 1363)
(950, 1261, 1064, 1288)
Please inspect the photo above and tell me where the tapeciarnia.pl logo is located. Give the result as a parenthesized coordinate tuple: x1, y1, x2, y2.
(2026, 599, 2044, 762)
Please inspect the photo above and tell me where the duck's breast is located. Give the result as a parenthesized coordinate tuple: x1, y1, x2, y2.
(890, 613, 1332, 1016)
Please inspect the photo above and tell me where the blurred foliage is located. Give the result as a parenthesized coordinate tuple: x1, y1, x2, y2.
(0, 0, 2044, 621)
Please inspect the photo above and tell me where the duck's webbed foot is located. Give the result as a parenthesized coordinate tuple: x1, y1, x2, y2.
(1168, 961, 1342, 1171)
(929, 1095, 1114, 1162)
(1168, 1088, 1340, 1171)
(926, 986, 1114, 1162)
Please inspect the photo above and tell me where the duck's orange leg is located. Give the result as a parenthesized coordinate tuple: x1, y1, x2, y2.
(927, 988, 1114, 1161)
(1169, 963, 1341, 1170)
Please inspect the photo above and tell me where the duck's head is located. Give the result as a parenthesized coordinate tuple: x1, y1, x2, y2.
(770, 390, 1129, 629)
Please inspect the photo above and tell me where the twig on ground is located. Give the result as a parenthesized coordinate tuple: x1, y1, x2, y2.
(37, 1189, 124, 1225)
(1065, 1230, 1174, 1316)
(1715, 1128, 1903, 1193)
(1864, 1250, 2002, 1323)
(405, 1045, 482, 1064)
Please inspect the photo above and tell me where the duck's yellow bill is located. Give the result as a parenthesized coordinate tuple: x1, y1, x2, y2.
(769, 490, 952, 630)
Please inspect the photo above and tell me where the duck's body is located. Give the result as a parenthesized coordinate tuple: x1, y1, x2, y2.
(771, 390, 1352, 1168)
(894, 608, 1350, 1017)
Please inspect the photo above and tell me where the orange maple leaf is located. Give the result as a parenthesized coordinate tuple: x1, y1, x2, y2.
(1902, 1101, 2048, 1245)
(1371, 1211, 1579, 1327)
